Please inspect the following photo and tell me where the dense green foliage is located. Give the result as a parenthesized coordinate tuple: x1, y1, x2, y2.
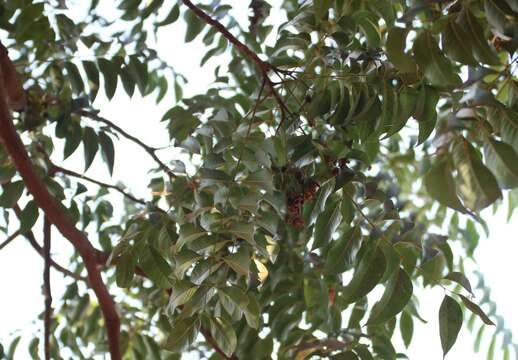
(1, 0, 518, 359)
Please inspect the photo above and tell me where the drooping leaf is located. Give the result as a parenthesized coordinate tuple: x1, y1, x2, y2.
(386, 27, 417, 73)
(444, 272, 474, 296)
(342, 245, 386, 305)
(367, 267, 413, 325)
(82, 127, 99, 171)
(439, 295, 463, 357)
(19, 200, 39, 233)
(163, 317, 200, 352)
(98, 131, 115, 175)
(453, 139, 502, 210)
(209, 316, 237, 358)
(413, 30, 462, 87)
(483, 137, 518, 189)
(312, 198, 342, 250)
(98, 58, 120, 100)
(424, 156, 466, 213)
(459, 294, 495, 326)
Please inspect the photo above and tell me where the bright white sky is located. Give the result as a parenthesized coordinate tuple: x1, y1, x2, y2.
(0, 1, 516, 359)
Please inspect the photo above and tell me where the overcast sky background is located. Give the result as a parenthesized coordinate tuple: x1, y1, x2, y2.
(0, 1, 516, 359)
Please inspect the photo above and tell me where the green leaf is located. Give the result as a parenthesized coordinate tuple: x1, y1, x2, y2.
(163, 317, 200, 352)
(173, 249, 201, 279)
(444, 272, 473, 296)
(82, 127, 99, 171)
(177, 223, 207, 250)
(386, 27, 417, 73)
(312, 199, 342, 250)
(169, 280, 199, 310)
(342, 245, 386, 305)
(98, 58, 119, 100)
(184, 10, 205, 43)
(453, 139, 502, 210)
(424, 156, 466, 212)
(64, 61, 84, 94)
(489, 108, 518, 153)
(169, 114, 200, 142)
(63, 120, 82, 159)
(400, 311, 414, 348)
(119, 66, 136, 97)
(138, 245, 172, 288)
(458, 9, 500, 65)
(413, 30, 461, 87)
(439, 295, 463, 357)
(244, 293, 261, 329)
(219, 286, 249, 315)
(98, 131, 115, 175)
(0, 181, 25, 208)
(209, 316, 237, 357)
(156, 3, 180, 27)
(226, 222, 255, 245)
(82, 60, 100, 100)
(483, 137, 518, 189)
(367, 268, 413, 325)
(7, 336, 20, 359)
(459, 294, 495, 326)
(128, 55, 148, 95)
(309, 178, 335, 225)
(414, 85, 439, 145)
(19, 200, 39, 233)
(115, 249, 136, 288)
(224, 246, 251, 276)
(442, 15, 477, 66)
(324, 226, 362, 275)
(243, 169, 274, 191)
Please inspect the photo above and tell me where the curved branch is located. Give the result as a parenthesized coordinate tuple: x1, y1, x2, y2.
(180, 1, 291, 131)
(181, 0, 270, 73)
(0, 56, 121, 359)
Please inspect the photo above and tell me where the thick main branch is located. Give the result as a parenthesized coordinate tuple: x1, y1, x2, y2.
(0, 51, 121, 359)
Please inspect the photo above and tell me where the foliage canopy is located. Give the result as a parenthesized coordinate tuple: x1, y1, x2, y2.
(0, 0, 518, 359)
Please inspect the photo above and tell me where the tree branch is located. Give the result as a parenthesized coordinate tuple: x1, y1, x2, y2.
(180, 0, 291, 130)
(181, 0, 270, 73)
(0, 50, 121, 359)
(12, 205, 86, 281)
(77, 110, 176, 178)
(51, 163, 147, 206)
(43, 217, 52, 360)
(0, 229, 20, 250)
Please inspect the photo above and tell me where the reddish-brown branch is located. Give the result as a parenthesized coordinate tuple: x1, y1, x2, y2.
(0, 229, 20, 250)
(43, 217, 52, 360)
(0, 54, 121, 359)
(181, 0, 270, 73)
(12, 205, 86, 281)
(180, 0, 291, 135)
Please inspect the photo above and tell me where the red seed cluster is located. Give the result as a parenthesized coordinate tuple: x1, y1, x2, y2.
(286, 178, 319, 229)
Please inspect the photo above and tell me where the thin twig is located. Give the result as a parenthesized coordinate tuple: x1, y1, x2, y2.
(0, 229, 21, 250)
(12, 205, 86, 281)
(51, 164, 146, 206)
(43, 217, 52, 360)
(77, 110, 176, 178)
